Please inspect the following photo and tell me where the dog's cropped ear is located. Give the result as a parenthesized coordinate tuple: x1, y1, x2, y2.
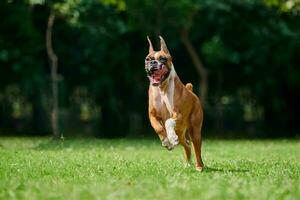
(147, 36, 154, 53)
(159, 36, 169, 54)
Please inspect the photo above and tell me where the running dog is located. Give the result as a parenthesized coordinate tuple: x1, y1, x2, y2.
(145, 36, 204, 171)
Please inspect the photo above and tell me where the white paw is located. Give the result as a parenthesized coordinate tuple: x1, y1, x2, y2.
(165, 118, 179, 146)
(168, 132, 179, 146)
(184, 162, 191, 168)
(161, 138, 169, 147)
(161, 138, 174, 150)
(196, 166, 204, 172)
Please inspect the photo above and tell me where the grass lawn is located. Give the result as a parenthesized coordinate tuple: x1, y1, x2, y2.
(0, 137, 299, 200)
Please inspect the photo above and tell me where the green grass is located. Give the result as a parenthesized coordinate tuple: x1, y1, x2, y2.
(0, 137, 299, 200)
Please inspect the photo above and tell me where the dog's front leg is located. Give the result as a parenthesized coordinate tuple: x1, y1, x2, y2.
(149, 113, 173, 150)
(165, 112, 181, 146)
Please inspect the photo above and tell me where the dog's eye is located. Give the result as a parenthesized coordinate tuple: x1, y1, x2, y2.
(159, 57, 167, 62)
(145, 57, 151, 61)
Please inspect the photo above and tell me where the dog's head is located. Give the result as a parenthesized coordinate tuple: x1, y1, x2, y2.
(145, 36, 173, 87)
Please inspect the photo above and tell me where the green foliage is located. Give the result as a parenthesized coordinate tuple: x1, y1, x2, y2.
(0, 137, 300, 199)
(26, 0, 45, 5)
(0, 0, 300, 137)
(264, 0, 300, 12)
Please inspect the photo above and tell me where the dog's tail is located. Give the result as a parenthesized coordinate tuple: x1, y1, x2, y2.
(185, 83, 193, 91)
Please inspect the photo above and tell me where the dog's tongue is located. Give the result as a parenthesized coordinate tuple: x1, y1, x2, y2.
(150, 65, 167, 83)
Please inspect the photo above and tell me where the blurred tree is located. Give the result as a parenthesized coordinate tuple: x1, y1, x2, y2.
(28, 0, 60, 138)
(1, 0, 300, 137)
(26, 0, 127, 138)
(46, 7, 59, 139)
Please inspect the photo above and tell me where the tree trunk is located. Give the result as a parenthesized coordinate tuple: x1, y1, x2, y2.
(180, 29, 208, 104)
(46, 9, 59, 138)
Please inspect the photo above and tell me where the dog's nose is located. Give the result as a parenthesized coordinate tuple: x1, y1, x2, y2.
(150, 60, 157, 65)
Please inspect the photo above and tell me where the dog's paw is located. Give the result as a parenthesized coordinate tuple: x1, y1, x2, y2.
(184, 162, 191, 168)
(161, 138, 174, 151)
(166, 144, 174, 151)
(168, 133, 179, 146)
(161, 138, 170, 147)
(196, 165, 204, 172)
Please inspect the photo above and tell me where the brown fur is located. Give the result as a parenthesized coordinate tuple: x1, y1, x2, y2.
(146, 36, 204, 171)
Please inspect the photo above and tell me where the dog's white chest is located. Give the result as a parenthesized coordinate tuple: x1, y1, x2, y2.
(152, 88, 164, 110)
(152, 73, 175, 115)
(152, 90, 173, 115)
(160, 80, 174, 114)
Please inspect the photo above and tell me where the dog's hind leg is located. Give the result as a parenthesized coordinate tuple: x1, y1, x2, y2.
(190, 124, 204, 171)
(179, 132, 191, 167)
(190, 108, 204, 171)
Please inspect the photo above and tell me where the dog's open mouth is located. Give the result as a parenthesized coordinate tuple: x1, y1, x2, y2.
(148, 65, 170, 86)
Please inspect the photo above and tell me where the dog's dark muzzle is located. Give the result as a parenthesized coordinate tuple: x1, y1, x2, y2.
(145, 61, 158, 75)
(145, 66, 159, 76)
(145, 61, 164, 76)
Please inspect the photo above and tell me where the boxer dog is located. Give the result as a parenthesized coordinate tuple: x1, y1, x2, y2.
(145, 36, 204, 171)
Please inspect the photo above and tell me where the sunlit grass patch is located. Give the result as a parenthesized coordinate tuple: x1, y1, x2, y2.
(0, 137, 299, 200)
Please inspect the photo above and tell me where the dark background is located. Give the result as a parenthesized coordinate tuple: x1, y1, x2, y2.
(0, 0, 299, 138)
